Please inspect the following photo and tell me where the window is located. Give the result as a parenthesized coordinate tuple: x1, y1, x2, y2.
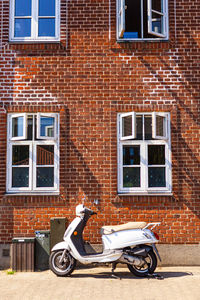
(118, 112, 171, 194)
(7, 113, 59, 193)
(117, 0, 168, 41)
(9, 0, 60, 42)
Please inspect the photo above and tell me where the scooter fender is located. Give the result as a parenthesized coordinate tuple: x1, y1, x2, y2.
(51, 241, 70, 252)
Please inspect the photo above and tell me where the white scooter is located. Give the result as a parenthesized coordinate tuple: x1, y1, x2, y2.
(49, 204, 161, 277)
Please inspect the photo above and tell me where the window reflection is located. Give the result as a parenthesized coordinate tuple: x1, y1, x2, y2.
(37, 145, 54, 165)
(40, 116, 55, 137)
(12, 116, 24, 137)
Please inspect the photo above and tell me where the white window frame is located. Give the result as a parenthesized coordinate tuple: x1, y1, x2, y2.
(6, 113, 59, 194)
(9, 0, 60, 42)
(116, 0, 169, 41)
(148, 0, 167, 38)
(117, 112, 172, 195)
(118, 0, 125, 38)
(7, 142, 32, 192)
(152, 112, 168, 140)
(120, 112, 136, 140)
(9, 113, 27, 141)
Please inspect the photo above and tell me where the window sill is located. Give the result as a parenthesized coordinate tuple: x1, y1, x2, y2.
(9, 40, 60, 44)
(117, 38, 169, 43)
(5, 192, 60, 196)
(118, 192, 173, 196)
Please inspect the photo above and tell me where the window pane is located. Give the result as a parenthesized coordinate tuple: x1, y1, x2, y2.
(36, 167, 54, 187)
(152, 0, 162, 12)
(136, 116, 142, 140)
(122, 115, 132, 137)
(152, 13, 163, 35)
(37, 145, 54, 165)
(15, 0, 31, 16)
(123, 146, 140, 165)
(39, 0, 55, 16)
(27, 116, 33, 140)
(12, 116, 24, 137)
(14, 19, 31, 37)
(148, 167, 166, 187)
(12, 167, 29, 187)
(144, 116, 152, 140)
(40, 116, 55, 137)
(156, 115, 165, 136)
(123, 167, 140, 187)
(125, 0, 141, 38)
(12, 145, 29, 165)
(38, 18, 55, 37)
(148, 145, 165, 165)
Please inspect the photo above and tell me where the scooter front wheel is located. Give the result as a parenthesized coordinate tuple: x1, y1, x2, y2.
(127, 250, 157, 277)
(49, 250, 76, 277)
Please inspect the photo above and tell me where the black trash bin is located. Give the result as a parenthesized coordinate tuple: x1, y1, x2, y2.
(35, 231, 50, 271)
(11, 237, 35, 272)
(50, 217, 67, 250)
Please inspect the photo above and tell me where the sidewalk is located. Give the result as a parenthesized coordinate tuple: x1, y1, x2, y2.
(0, 266, 200, 300)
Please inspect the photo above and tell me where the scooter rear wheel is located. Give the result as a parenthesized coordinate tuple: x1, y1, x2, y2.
(49, 250, 76, 277)
(127, 250, 157, 277)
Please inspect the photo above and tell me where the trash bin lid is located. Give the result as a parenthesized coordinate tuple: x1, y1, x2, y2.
(12, 237, 35, 243)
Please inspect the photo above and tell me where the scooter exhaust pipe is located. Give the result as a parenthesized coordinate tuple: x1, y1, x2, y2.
(119, 254, 142, 266)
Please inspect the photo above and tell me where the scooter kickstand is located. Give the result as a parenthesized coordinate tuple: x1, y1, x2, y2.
(111, 263, 121, 280)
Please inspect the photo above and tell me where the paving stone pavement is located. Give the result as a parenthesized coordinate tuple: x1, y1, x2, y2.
(0, 266, 200, 300)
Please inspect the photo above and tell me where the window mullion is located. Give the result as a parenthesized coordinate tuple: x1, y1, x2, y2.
(32, 143, 36, 191)
(141, 0, 144, 39)
(140, 142, 145, 190)
(32, 0, 37, 39)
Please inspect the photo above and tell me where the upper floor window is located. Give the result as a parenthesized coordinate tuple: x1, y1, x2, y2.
(7, 113, 59, 193)
(117, 0, 168, 41)
(117, 112, 172, 194)
(9, 0, 60, 42)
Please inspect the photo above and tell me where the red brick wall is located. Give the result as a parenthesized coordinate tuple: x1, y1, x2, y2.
(0, 0, 199, 245)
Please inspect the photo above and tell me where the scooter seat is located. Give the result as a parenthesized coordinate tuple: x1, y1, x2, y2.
(101, 222, 147, 235)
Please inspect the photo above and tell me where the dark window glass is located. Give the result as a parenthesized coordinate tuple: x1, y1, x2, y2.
(144, 115, 152, 140)
(152, 0, 162, 12)
(123, 167, 140, 187)
(136, 116, 142, 140)
(39, 0, 55, 16)
(36, 167, 54, 187)
(38, 19, 55, 37)
(122, 115, 132, 137)
(125, 0, 141, 38)
(123, 146, 140, 165)
(12, 167, 29, 187)
(37, 145, 54, 165)
(156, 115, 165, 136)
(152, 13, 163, 34)
(27, 116, 33, 140)
(148, 145, 165, 165)
(148, 167, 166, 187)
(12, 145, 29, 165)
(14, 19, 31, 37)
(15, 0, 31, 16)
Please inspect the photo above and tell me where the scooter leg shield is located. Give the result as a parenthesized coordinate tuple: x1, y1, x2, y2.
(51, 241, 70, 252)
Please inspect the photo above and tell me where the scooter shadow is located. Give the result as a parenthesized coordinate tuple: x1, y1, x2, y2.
(71, 269, 193, 280)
